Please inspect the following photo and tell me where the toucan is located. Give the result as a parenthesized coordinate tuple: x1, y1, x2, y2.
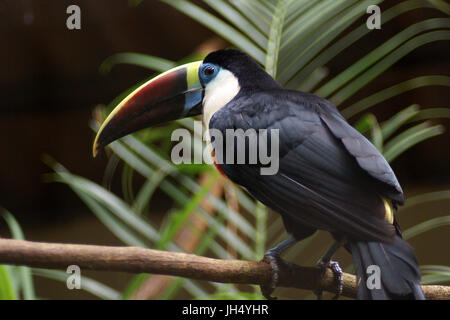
(93, 49, 425, 300)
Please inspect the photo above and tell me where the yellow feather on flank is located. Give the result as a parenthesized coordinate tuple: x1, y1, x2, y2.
(382, 197, 395, 224)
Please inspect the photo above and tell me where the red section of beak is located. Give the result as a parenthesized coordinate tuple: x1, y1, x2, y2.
(94, 69, 187, 155)
(111, 70, 185, 130)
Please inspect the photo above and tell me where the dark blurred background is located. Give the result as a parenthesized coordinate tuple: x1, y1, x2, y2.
(0, 0, 449, 299)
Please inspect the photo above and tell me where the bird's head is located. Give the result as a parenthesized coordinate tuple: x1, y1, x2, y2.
(93, 49, 279, 156)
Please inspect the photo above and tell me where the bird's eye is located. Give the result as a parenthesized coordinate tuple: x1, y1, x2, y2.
(203, 65, 215, 77)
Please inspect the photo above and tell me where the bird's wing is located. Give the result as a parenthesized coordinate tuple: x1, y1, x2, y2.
(318, 102, 404, 204)
(210, 91, 399, 242)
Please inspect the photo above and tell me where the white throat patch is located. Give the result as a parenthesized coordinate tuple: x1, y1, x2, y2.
(202, 69, 240, 129)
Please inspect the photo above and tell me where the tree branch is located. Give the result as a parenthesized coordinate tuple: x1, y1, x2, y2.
(0, 238, 448, 299)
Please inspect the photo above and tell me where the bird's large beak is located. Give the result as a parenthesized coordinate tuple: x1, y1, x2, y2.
(93, 61, 203, 157)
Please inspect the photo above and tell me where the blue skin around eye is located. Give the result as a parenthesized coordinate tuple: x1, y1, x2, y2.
(199, 63, 220, 84)
(183, 63, 218, 116)
(183, 63, 220, 115)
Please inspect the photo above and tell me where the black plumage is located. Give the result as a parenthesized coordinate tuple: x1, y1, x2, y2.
(206, 49, 424, 299)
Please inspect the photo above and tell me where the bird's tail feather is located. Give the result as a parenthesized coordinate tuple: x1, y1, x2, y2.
(350, 236, 425, 300)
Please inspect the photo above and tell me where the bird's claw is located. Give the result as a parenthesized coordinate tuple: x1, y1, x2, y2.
(260, 251, 281, 300)
(315, 260, 343, 300)
(329, 261, 343, 299)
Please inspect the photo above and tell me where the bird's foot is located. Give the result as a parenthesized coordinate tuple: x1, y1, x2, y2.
(260, 250, 282, 300)
(315, 260, 343, 300)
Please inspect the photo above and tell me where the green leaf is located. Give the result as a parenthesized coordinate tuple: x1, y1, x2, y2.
(409, 107, 450, 122)
(70, 185, 149, 247)
(289, 0, 434, 86)
(330, 29, 450, 105)
(53, 172, 160, 243)
(175, 163, 213, 174)
(265, 0, 291, 77)
(161, 0, 266, 64)
(403, 216, 450, 240)
(353, 114, 383, 151)
(317, 18, 450, 99)
(296, 67, 328, 92)
(156, 172, 218, 250)
(281, 0, 350, 53)
(254, 202, 268, 260)
(229, 0, 271, 34)
(381, 106, 449, 141)
(115, 135, 257, 239)
(401, 190, 450, 210)
(48, 160, 212, 299)
(284, 0, 316, 25)
(102, 154, 120, 191)
(125, 191, 228, 300)
(43, 158, 160, 244)
(133, 168, 172, 215)
(420, 265, 450, 284)
(32, 268, 121, 300)
(421, 274, 450, 285)
(1, 208, 25, 240)
(342, 75, 450, 118)
(121, 273, 148, 300)
(99, 53, 175, 74)
(427, 0, 450, 15)
(383, 122, 444, 162)
(121, 163, 135, 204)
(380, 104, 420, 139)
(160, 202, 234, 299)
(421, 265, 450, 275)
(279, 0, 364, 84)
(197, 290, 265, 300)
(104, 139, 254, 259)
(0, 265, 16, 300)
(0, 208, 35, 300)
(203, 0, 268, 49)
